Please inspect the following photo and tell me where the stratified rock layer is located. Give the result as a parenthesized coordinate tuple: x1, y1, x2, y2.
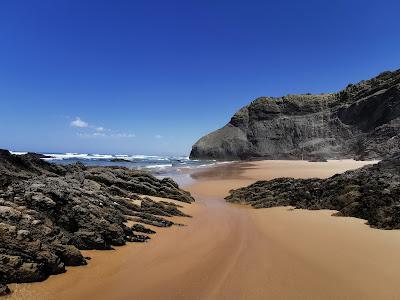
(190, 69, 400, 160)
(0, 150, 194, 294)
(226, 154, 400, 229)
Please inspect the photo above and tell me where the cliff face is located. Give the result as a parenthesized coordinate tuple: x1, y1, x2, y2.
(190, 70, 400, 160)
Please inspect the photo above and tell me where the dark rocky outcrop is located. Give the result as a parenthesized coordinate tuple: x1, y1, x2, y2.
(0, 150, 194, 294)
(110, 158, 131, 162)
(190, 69, 400, 160)
(25, 153, 52, 159)
(226, 153, 400, 229)
(0, 284, 10, 296)
(131, 224, 156, 234)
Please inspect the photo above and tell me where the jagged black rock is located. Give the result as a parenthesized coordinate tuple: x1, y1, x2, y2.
(226, 153, 400, 229)
(0, 150, 194, 294)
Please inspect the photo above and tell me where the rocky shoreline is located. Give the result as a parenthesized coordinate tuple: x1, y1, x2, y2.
(0, 150, 194, 295)
(191, 69, 400, 161)
(226, 154, 400, 229)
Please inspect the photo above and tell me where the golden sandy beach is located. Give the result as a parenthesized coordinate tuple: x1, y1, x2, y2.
(9, 159, 400, 300)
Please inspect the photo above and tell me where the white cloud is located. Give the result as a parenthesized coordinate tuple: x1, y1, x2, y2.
(77, 132, 135, 139)
(112, 133, 136, 138)
(71, 117, 88, 128)
(71, 117, 135, 139)
(93, 132, 106, 137)
(155, 135, 163, 139)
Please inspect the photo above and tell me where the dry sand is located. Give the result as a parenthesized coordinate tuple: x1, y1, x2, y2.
(8, 159, 400, 300)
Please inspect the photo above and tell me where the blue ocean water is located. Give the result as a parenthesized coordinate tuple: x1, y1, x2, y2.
(10, 151, 222, 186)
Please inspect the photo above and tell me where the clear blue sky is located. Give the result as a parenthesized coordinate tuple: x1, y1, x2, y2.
(0, 0, 399, 155)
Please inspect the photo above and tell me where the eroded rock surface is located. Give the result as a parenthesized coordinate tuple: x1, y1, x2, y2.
(0, 150, 194, 293)
(226, 154, 400, 229)
(191, 69, 400, 160)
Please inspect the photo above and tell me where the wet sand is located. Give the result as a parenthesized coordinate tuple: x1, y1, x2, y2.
(9, 159, 400, 300)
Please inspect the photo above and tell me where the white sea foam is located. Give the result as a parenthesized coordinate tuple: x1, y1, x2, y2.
(130, 155, 161, 159)
(10, 151, 27, 155)
(91, 154, 114, 159)
(43, 153, 91, 160)
(142, 164, 173, 169)
(43, 153, 120, 160)
(9, 150, 222, 173)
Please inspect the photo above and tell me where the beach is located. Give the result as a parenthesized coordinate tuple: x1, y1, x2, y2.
(2, 2, 399, 299)
(8, 159, 400, 300)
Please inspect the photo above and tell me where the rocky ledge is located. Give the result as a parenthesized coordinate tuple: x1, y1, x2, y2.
(0, 149, 194, 295)
(226, 154, 400, 229)
(191, 69, 400, 161)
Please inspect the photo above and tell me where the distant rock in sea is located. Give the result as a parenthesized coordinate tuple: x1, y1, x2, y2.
(110, 158, 131, 162)
(25, 152, 52, 159)
(0, 150, 194, 295)
(226, 153, 400, 229)
(190, 69, 400, 161)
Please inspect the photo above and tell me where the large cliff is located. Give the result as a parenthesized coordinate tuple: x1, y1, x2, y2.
(190, 69, 400, 161)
